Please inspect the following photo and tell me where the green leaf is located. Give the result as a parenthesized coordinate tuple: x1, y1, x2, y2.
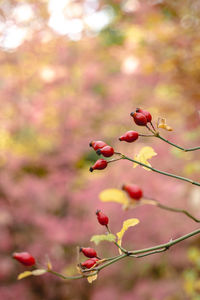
(90, 234, 116, 245)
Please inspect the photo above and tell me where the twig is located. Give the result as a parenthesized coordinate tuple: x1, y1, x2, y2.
(122, 155, 200, 186)
(157, 203, 200, 223)
(47, 227, 200, 280)
(130, 247, 168, 258)
(114, 241, 128, 254)
(156, 133, 200, 152)
(128, 227, 200, 255)
(48, 270, 84, 280)
(142, 197, 200, 223)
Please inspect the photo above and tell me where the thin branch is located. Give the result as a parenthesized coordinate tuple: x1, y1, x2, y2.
(142, 197, 200, 223)
(156, 134, 200, 152)
(114, 241, 128, 254)
(95, 253, 127, 271)
(104, 255, 124, 261)
(107, 225, 128, 254)
(128, 227, 200, 255)
(47, 227, 200, 280)
(156, 203, 200, 223)
(130, 247, 168, 258)
(122, 155, 200, 186)
(48, 270, 84, 280)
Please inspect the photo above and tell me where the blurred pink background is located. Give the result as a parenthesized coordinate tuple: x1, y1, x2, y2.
(0, 0, 200, 299)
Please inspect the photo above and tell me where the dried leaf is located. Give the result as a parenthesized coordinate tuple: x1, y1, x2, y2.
(87, 273, 98, 283)
(47, 261, 52, 271)
(46, 256, 52, 271)
(157, 118, 173, 131)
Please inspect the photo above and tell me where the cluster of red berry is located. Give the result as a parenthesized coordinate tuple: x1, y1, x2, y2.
(12, 210, 109, 270)
(80, 210, 109, 269)
(12, 109, 149, 271)
(89, 108, 152, 171)
(89, 141, 114, 172)
(130, 108, 152, 126)
(79, 248, 99, 269)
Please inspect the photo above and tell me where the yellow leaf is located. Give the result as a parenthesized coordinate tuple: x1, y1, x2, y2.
(87, 273, 98, 283)
(17, 271, 33, 280)
(133, 146, 157, 171)
(99, 189, 129, 205)
(32, 269, 47, 276)
(157, 118, 173, 131)
(117, 218, 139, 254)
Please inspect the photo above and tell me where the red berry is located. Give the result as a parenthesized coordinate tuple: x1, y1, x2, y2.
(122, 184, 143, 200)
(90, 257, 99, 263)
(96, 145, 114, 157)
(119, 131, 139, 143)
(136, 108, 152, 123)
(89, 141, 107, 151)
(96, 210, 109, 226)
(12, 252, 36, 266)
(89, 159, 107, 172)
(130, 112, 147, 126)
(80, 247, 97, 258)
(81, 258, 98, 269)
